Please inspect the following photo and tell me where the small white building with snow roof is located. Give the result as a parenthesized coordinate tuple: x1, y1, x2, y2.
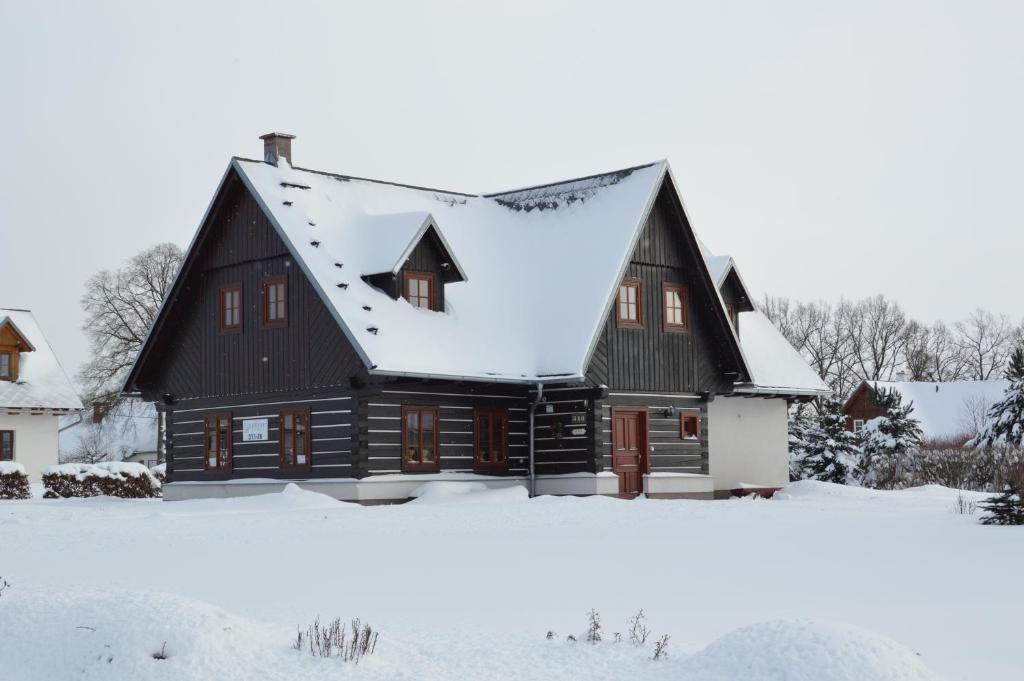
(123, 133, 828, 502)
(0, 308, 83, 480)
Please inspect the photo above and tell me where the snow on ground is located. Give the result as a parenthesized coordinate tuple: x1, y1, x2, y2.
(0, 481, 1019, 680)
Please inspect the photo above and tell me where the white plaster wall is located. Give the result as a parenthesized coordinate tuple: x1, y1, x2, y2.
(0, 413, 60, 481)
(707, 397, 789, 491)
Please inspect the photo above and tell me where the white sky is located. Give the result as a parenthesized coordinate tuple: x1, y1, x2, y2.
(1, 1, 1021, 379)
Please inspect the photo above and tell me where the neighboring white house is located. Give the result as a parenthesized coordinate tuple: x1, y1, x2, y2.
(0, 308, 83, 480)
(59, 398, 160, 467)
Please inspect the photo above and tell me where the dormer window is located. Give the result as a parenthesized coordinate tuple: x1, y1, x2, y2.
(404, 272, 435, 310)
(0, 351, 11, 381)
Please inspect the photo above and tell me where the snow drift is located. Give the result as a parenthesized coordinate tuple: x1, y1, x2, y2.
(0, 589, 940, 681)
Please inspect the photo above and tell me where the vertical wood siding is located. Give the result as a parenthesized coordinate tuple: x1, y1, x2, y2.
(146, 176, 364, 400)
(585, 189, 734, 395)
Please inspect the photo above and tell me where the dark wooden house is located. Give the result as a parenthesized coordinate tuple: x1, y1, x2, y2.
(124, 134, 828, 502)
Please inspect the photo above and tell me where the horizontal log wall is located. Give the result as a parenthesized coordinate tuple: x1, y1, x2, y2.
(528, 386, 599, 475)
(166, 389, 355, 482)
(596, 392, 709, 475)
(357, 384, 532, 476)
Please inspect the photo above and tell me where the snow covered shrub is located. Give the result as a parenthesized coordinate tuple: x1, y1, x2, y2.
(0, 462, 31, 500)
(792, 397, 859, 484)
(979, 482, 1024, 525)
(150, 463, 166, 485)
(787, 403, 814, 481)
(42, 462, 161, 498)
(95, 462, 161, 498)
(42, 463, 100, 498)
(298, 616, 378, 662)
(970, 345, 1024, 450)
(912, 448, 981, 490)
(855, 388, 923, 489)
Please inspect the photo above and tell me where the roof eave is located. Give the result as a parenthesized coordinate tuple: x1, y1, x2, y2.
(367, 367, 585, 385)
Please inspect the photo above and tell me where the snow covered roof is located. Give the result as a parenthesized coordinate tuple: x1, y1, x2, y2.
(704, 254, 734, 288)
(864, 379, 1010, 439)
(694, 245, 829, 397)
(338, 211, 467, 280)
(0, 309, 83, 410)
(232, 158, 679, 383)
(729, 310, 831, 396)
(59, 399, 158, 460)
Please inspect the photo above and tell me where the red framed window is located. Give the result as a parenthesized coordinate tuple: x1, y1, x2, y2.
(279, 408, 311, 470)
(203, 414, 233, 472)
(663, 283, 689, 332)
(0, 352, 11, 380)
(402, 406, 440, 471)
(616, 279, 642, 328)
(219, 284, 242, 333)
(680, 409, 701, 440)
(473, 408, 509, 471)
(262, 277, 287, 327)
(0, 430, 13, 460)
(404, 272, 435, 310)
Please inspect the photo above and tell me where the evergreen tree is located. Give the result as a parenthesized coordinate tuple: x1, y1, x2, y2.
(794, 397, 859, 484)
(856, 388, 923, 488)
(979, 482, 1024, 525)
(787, 403, 814, 481)
(970, 343, 1024, 450)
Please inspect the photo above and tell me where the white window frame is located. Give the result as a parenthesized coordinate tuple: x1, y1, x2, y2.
(853, 419, 864, 434)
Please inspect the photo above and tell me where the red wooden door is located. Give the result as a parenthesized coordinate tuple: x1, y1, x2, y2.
(612, 409, 646, 496)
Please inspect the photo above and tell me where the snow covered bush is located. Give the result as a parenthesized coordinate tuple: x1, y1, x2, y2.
(979, 482, 1024, 525)
(787, 403, 814, 481)
(969, 345, 1024, 450)
(791, 398, 859, 484)
(855, 388, 923, 489)
(911, 448, 982, 490)
(0, 462, 31, 500)
(150, 463, 166, 485)
(42, 462, 161, 499)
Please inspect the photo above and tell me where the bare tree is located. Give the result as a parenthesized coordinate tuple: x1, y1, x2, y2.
(78, 243, 181, 462)
(78, 242, 182, 400)
(849, 295, 911, 382)
(904, 321, 969, 382)
(958, 394, 995, 441)
(64, 422, 120, 464)
(955, 309, 1013, 380)
(760, 295, 860, 398)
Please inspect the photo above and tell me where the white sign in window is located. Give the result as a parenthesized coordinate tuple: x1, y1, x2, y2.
(242, 418, 269, 442)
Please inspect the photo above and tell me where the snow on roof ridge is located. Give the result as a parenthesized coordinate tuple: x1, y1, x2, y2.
(232, 157, 479, 198)
(233, 156, 665, 202)
(483, 160, 663, 198)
